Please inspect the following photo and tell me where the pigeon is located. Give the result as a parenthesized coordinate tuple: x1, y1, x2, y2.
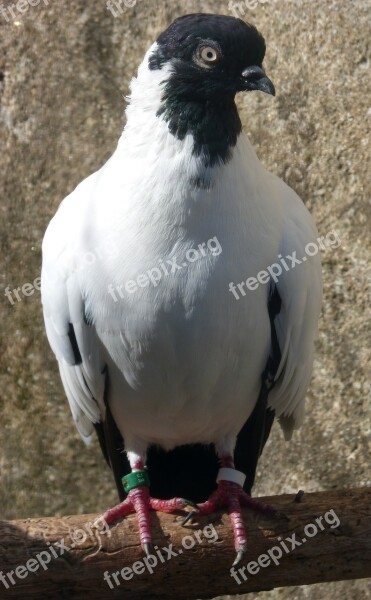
(41, 13, 322, 564)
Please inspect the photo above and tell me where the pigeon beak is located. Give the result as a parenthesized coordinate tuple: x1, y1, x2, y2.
(240, 66, 276, 96)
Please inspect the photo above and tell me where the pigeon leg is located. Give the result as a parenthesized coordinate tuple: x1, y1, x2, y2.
(102, 460, 198, 552)
(185, 456, 278, 565)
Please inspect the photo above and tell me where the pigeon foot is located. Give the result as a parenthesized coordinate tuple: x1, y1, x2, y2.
(103, 486, 199, 551)
(183, 479, 280, 566)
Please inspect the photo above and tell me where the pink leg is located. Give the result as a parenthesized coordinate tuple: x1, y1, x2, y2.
(183, 456, 280, 565)
(103, 460, 198, 554)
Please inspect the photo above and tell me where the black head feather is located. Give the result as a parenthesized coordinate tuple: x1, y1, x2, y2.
(149, 14, 270, 167)
(149, 13, 266, 79)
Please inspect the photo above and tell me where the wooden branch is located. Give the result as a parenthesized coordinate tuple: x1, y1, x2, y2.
(0, 488, 370, 599)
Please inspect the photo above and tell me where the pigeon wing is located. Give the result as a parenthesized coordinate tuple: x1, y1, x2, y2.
(41, 182, 105, 443)
(268, 183, 323, 440)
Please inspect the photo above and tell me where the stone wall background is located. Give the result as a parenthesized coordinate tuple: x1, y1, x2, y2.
(0, 1, 369, 598)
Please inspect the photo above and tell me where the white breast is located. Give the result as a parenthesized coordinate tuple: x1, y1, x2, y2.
(73, 133, 282, 450)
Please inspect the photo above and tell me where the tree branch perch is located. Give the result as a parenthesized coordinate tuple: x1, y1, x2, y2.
(0, 488, 370, 599)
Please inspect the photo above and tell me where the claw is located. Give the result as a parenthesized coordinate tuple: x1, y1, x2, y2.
(182, 499, 200, 511)
(143, 542, 154, 556)
(294, 489, 305, 503)
(180, 510, 197, 526)
(233, 548, 246, 566)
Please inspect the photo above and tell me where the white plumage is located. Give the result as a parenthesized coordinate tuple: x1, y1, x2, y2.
(41, 39, 322, 469)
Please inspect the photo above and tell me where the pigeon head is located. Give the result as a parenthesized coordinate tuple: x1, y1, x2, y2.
(141, 14, 275, 168)
(149, 13, 275, 101)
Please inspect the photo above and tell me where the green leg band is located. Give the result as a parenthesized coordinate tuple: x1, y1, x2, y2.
(122, 469, 150, 493)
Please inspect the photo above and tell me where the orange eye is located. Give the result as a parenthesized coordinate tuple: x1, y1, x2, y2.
(199, 46, 220, 64)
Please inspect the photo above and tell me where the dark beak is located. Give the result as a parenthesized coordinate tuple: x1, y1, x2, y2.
(240, 66, 275, 96)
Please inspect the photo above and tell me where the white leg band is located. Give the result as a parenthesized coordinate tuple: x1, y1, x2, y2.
(216, 467, 246, 487)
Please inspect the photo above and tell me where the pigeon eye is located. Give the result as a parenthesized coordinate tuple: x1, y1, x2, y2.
(199, 46, 220, 64)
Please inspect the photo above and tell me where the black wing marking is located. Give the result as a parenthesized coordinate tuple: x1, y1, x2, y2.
(235, 285, 282, 494)
(67, 323, 82, 365)
(93, 371, 130, 502)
